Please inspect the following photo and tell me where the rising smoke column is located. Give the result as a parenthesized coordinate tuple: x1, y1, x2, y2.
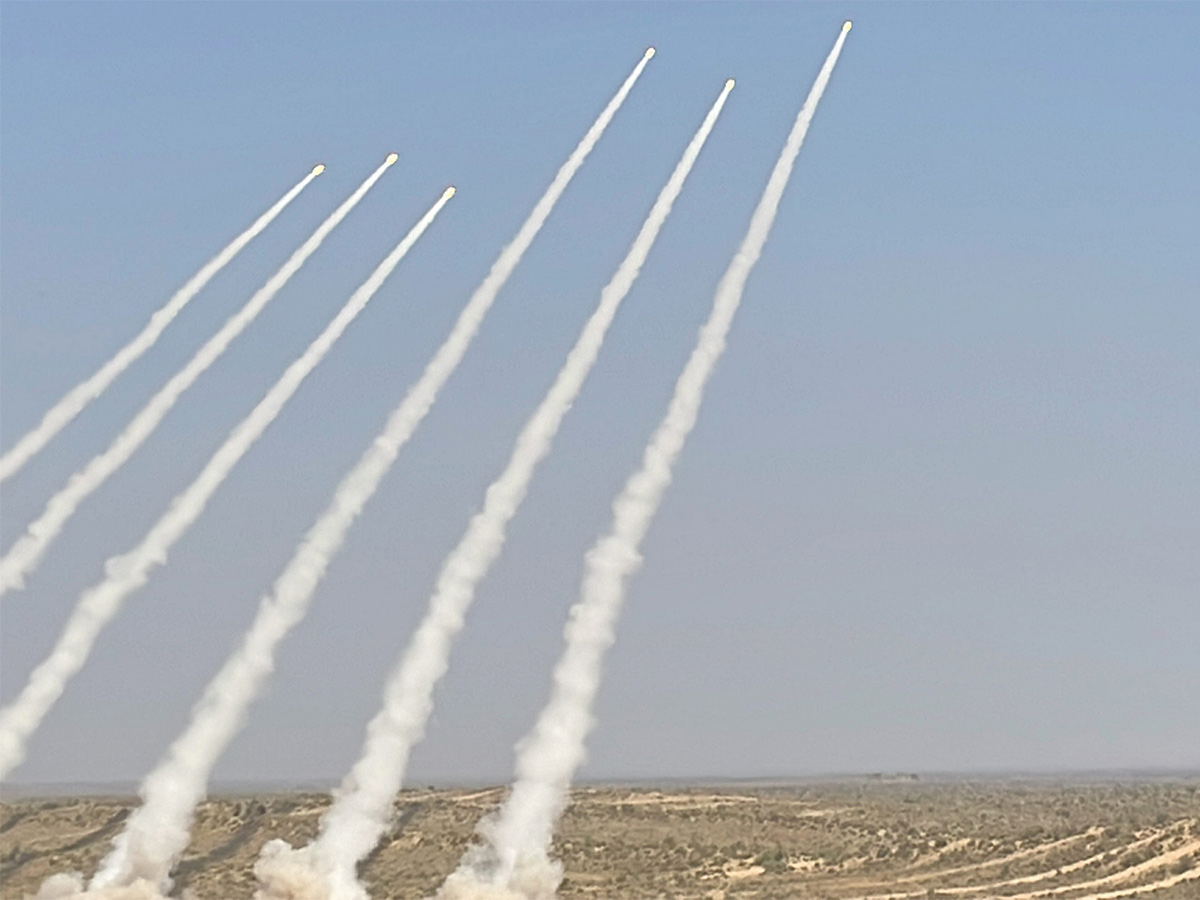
(0, 155, 403, 780)
(270, 78, 732, 900)
(0, 165, 323, 484)
(82, 186, 457, 894)
(0, 158, 394, 599)
(251, 48, 657, 900)
(443, 25, 852, 900)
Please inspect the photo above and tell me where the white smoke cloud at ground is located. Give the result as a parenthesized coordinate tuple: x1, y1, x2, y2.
(82, 187, 456, 895)
(33, 873, 165, 900)
(0, 165, 323, 485)
(0, 156, 401, 780)
(440, 26, 850, 900)
(251, 48, 656, 900)
(0, 158, 392, 601)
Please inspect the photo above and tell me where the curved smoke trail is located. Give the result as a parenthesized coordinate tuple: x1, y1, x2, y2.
(442, 25, 851, 900)
(250, 48, 657, 900)
(0, 158, 394, 600)
(86, 187, 457, 894)
(0, 156, 400, 779)
(0, 166, 323, 484)
(307, 77, 730, 900)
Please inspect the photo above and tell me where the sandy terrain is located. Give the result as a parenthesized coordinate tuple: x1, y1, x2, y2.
(2, 780, 1197, 899)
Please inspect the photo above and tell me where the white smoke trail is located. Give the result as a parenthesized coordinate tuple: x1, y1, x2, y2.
(0, 155, 401, 779)
(87, 186, 457, 894)
(309, 78, 730, 900)
(442, 25, 851, 900)
(0, 158, 394, 600)
(250, 48, 657, 900)
(0, 165, 323, 484)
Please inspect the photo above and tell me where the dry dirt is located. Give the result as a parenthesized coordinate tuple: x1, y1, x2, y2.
(2, 780, 1198, 899)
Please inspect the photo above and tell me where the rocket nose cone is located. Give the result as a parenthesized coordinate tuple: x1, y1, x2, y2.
(843, 20, 852, 32)
(443, 186, 457, 199)
(385, 152, 399, 166)
(312, 164, 326, 176)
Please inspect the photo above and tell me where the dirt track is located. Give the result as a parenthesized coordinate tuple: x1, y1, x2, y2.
(2, 780, 1197, 899)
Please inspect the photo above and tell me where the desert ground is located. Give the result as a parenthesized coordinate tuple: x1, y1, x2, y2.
(2, 779, 1198, 899)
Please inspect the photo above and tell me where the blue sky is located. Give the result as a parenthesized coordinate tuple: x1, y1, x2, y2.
(1, 2, 1197, 785)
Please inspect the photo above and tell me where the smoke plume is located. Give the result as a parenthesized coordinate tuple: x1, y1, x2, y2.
(305, 76, 729, 900)
(0, 156, 402, 779)
(0, 159, 392, 599)
(442, 26, 851, 900)
(86, 187, 456, 893)
(251, 48, 657, 900)
(0, 165, 322, 484)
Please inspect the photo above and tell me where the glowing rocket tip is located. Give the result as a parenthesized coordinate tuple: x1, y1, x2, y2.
(312, 164, 326, 175)
(443, 186, 457, 199)
(385, 152, 399, 166)
(842, 20, 852, 32)
(725, 78, 735, 89)
(644, 47, 656, 59)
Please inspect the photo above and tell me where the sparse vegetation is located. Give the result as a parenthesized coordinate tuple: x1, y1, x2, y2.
(1, 782, 1198, 899)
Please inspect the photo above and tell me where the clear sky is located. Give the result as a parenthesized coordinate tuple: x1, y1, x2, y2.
(1, 2, 1197, 787)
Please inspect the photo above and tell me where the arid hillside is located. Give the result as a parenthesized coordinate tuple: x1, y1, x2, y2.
(2, 781, 1198, 899)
